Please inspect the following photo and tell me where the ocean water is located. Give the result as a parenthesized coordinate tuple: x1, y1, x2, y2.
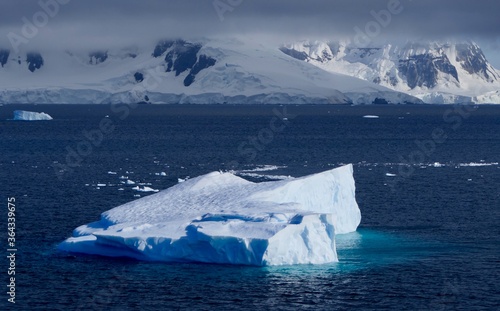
(0, 104, 499, 310)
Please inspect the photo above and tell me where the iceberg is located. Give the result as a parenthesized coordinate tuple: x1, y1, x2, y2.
(58, 164, 361, 265)
(12, 110, 53, 121)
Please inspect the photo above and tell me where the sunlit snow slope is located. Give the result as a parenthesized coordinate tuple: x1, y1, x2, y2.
(0, 38, 421, 105)
(281, 40, 500, 104)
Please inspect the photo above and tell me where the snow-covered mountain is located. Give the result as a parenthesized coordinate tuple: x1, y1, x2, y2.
(0, 38, 421, 105)
(280, 40, 500, 104)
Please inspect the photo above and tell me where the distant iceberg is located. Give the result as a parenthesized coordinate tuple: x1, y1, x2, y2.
(58, 165, 361, 266)
(12, 110, 53, 121)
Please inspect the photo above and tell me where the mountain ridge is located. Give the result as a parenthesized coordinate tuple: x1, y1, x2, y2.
(2, 38, 496, 105)
(281, 40, 500, 104)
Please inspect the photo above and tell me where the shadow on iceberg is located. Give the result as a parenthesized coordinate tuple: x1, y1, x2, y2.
(58, 164, 361, 266)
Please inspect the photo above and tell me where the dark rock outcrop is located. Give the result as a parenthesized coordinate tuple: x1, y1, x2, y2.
(0, 49, 9, 67)
(27, 52, 44, 72)
(89, 51, 108, 65)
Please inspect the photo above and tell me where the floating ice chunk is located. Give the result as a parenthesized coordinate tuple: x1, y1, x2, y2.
(385, 173, 396, 177)
(125, 180, 135, 185)
(237, 172, 293, 180)
(240, 165, 286, 172)
(108, 171, 117, 175)
(12, 110, 53, 121)
(59, 165, 361, 266)
(132, 186, 159, 193)
(363, 115, 379, 119)
(459, 162, 498, 167)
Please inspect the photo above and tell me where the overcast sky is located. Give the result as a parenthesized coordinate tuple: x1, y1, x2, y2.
(1, 0, 499, 66)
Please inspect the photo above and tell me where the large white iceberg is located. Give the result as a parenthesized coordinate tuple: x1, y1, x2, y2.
(58, 164, 361, 265)
(12, 110, 53, 121)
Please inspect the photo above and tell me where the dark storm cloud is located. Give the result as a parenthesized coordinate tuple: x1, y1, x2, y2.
(0, 0, 499, 50)
(224, 0, 500, 38)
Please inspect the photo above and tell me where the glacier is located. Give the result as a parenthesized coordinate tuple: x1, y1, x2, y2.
(12, 110, 53, 121)
(0, 38, 421, 105)
(58, 164, 361, 266)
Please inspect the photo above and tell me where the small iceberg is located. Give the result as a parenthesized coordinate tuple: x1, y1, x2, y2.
(58, 165, 361, 266)
(431, 162, 445, 168)
(12, 110, 53, 121)
(363, 115, 379, 119)
(132, 186, 159, 193)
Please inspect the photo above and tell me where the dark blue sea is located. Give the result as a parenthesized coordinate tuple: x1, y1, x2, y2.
(1, 104, 499, 310)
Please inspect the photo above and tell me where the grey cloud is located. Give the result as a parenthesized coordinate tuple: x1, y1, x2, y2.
(0, 0, 499, 51)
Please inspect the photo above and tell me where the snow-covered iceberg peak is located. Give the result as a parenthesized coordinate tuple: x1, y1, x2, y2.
(12, 110, 53, 121)
(58, 164, 361, 266)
